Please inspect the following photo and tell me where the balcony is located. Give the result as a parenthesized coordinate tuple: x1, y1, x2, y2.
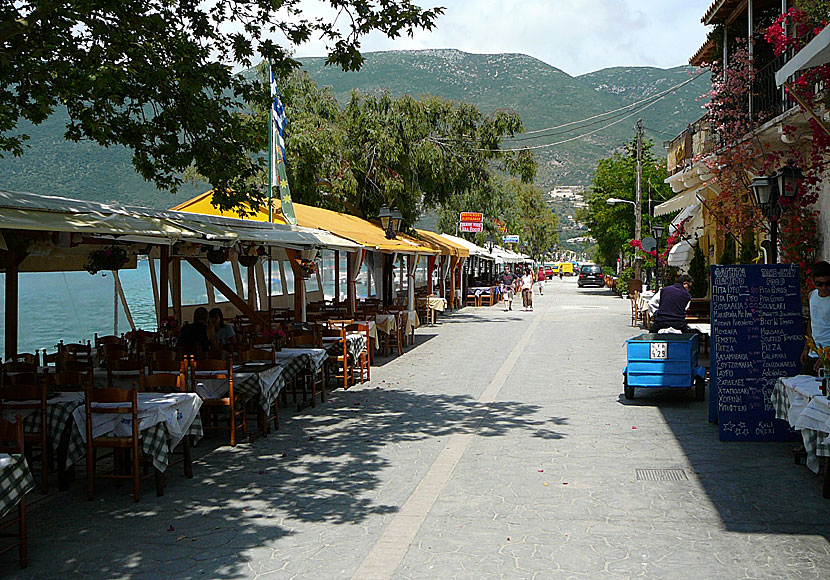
(666, 117, 717, 176)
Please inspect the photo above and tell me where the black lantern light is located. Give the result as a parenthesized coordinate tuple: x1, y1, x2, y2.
(651, 224, 665, 241)
(776, 160, 805, 200)
(748, 161, 804, 264)
(486, 234, 495, 254)
(378, 205, 403, 239)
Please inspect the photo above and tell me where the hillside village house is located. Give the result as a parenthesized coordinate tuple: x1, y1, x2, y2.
(656, 0, 830, 276)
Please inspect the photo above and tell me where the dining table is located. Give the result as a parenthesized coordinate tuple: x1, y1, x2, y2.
(71, 392, 203, 472)
(772, 375, 830, 497)
(0, 453, 34, 519)
(322, 332, 367, 362)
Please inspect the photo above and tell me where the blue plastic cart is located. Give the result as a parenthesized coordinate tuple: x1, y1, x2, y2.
(622, 333, 706, 401)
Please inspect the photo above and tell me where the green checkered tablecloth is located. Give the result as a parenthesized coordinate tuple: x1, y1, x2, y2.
(2, 393, 84, 458)
(325, 333, 366, 361)
(772, 376, 830, 473)
(0, 454, 34, 519)
(234, 353, 313, 414)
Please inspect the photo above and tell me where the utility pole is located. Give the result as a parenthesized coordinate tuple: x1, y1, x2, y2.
(635, 118, 643, 281)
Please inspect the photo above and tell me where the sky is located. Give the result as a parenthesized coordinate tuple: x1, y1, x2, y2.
(286, 0, 714, 76)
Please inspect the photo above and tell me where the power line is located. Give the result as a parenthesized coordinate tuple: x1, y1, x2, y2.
(499, 71, 707, 139)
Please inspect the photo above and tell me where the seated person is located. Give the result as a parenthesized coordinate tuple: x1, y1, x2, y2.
(178, 307, 212, 356)
(648, 275, 693, 334)
(208, 307, 236, 347)
(801, 261, 830, 376)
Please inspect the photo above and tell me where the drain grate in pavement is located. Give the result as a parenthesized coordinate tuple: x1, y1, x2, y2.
(636, 468, 688, 481)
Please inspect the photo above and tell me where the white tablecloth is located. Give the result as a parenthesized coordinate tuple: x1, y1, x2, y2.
(73, 392, 202, 452)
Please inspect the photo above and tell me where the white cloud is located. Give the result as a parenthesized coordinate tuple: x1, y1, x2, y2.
(283, 0, 713, 76)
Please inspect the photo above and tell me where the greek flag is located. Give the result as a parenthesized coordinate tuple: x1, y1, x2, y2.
(269, 68, 296, 224)
(270, 70, 287, 162)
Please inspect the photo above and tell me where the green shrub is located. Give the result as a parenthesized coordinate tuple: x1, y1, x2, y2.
(616, 267, 634, 296)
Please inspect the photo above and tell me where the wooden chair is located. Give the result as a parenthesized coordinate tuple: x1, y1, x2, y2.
(2, 361, 38, 381)
(630, 292, 640, 327)
(381, 311, 405, 357)
(480, 288, 496, 307)
(0, 383, 49, 493)
(107, 358, 145, 389)
(465, 292, 480, 308)
(0, 415, 29, 568)
(237, 348, 276, 363)
(99, 343, 129, 365)
(85, 384, 160, 502)
(141, 373, 183, 393)
(59, 358, 94, 375)
(47, 370, 92, 392)
(190, 357, 246, 446)
(5, 353, 39, 366)
(94, 334, 123, 349)
(322, 327, 352, 391)
(346, 323, 371, 384)
(60, 341, 92, 363)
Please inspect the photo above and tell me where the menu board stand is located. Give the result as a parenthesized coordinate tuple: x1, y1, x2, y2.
(709, 264, 802, 441)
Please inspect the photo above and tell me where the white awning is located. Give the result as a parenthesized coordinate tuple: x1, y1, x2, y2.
(667, 240, 696, 268)
(777, 25, 830, 86)
(654, 186, 704, 217)
(439, 233, 493, 259)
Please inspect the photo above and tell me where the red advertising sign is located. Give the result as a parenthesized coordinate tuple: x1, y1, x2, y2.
(459, 212, 484, 223)
(459, 222, 484, 233)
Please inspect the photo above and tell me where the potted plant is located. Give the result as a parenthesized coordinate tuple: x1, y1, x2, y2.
(264, 327, 288, 351)
(84, 245, 129, 275)
(206, 247, 229, 264)
(238, 244, 266, 268)
(299, 259, 317, 279)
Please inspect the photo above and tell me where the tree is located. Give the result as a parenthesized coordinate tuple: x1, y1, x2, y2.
(0, 1, 443, 210)
(688, 243, 709, 298)
(579, 140, 672, 267)
(270, 72, 535, 227)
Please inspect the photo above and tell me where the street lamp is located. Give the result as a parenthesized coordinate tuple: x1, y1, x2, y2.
(652, 224, 665, 288)
(749, 161, 804, 264)
(378, 205, 403, 239)
(486, 234, 495, 254)
(608, 197, 641, 278)
(606, 197, 636, 206)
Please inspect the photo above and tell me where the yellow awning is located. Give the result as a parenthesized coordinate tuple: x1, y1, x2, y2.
(415, 229, 469, 257)
(171, 192, 438, 255)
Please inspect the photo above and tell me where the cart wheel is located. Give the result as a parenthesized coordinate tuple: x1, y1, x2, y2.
(694, 376, 705, 402)
(624, 378, 635, 400)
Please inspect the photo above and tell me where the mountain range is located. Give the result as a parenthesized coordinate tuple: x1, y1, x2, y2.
(0, 49, 709, 210)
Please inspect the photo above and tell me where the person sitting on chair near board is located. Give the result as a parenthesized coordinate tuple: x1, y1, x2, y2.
(648, 275, 693, 334)
(801, 261, 830, 376)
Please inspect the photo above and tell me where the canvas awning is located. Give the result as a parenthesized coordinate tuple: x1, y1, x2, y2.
(415, 230, 469, 258)
(654, 186, 706, 217)
(777, 25, 830, 86)
(0, 189, 362, 251)
(171, 191, 438, 255)
(439, 233, 493, 258)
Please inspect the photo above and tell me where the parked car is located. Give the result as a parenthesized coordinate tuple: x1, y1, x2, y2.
(543, 263, 554, 277)
(577, 264, 604, 287)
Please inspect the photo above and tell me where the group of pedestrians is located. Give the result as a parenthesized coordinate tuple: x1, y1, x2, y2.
(497, 265, 547, 312)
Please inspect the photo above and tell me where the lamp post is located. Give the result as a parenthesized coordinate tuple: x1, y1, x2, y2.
(749, 162, 804, 264)
(486, 234, 495, 254)
(652, 224, 665, 289)
(607, 197, 641, 278)
(378, 204, 403, 240)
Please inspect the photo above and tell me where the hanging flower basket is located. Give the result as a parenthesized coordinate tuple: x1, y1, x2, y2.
(299, 259, 317, 279)
(206, 248, 229, 264)
(239, 254, 259, 268)
(84, 245, 129, 275)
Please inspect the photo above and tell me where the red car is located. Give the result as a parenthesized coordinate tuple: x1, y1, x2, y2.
(543, 265, 554, 278)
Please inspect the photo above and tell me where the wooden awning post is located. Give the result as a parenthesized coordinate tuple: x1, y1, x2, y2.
(449, 256, 459, 310)
(4, 256, 21, 359)
(427, 255, 436, 295)
(185, 258, 267, 326)
(170, 257, 183, 327)
(284, 249, 306, 322)
(334, 250, 340, 304)
(159, 246, 170, 321)
(346, 251, 355, 315)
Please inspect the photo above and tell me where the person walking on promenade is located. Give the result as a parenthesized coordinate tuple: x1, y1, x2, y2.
(648, 274, 693, 334)
(522, 268, 535, 311)
(497, 265, 518, 311)
(801, 261, 830, 376)
(537, 266, 546, 295)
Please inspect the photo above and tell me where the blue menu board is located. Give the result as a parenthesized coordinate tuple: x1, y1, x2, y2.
(710, 264, 803, 441)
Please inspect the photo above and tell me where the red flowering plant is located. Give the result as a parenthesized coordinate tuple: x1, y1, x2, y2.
(657, 217, 691, 268)
(84, 245, 129, 275)
(160, 315, 179, 331)
(625, 239, 657, 270)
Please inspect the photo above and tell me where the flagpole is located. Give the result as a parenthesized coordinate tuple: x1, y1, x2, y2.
(267, 61, 274, 329)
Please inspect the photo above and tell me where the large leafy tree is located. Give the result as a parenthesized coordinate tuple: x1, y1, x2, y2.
(579, 140, 672, 267)
(272, 71, 535, 227)
(0, 0, 443, 211)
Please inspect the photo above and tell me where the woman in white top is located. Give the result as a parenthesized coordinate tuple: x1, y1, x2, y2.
(802, 261, 830, 375)
(522, 270, 535, 311)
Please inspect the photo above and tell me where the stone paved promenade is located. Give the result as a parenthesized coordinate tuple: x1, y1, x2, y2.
(4, 278, 830, 579)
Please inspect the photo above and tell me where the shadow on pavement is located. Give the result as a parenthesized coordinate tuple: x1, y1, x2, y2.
(4, 387, 561, 578)
(618, 384, 830, 540)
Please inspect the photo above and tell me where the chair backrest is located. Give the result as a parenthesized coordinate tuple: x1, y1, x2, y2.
(6, 372, 38, 386)
(149, 349, 180, 365)
(3, 361, 38, 376)
(7, 352, 39, 365)
(62, 342, 92, 358)
(328, 319, 354, 329)
(291, 333, 321, 348)
(48, 370, 92, 391)
(85, 384, 139, 444)
(0, 416, 24, 454)
(94, 334, 123, 349)
(101, 343, 129, 359)
(191, 358, 231, 377)
(60, 359, 93, 374)
(142, 373, 183, 393)
(149, 358, 185, 375)
(237, 348, 276, 363)
(107, 358, 145, 388)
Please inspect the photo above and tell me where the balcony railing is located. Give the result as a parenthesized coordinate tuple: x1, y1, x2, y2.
(666, 116, 718, 176)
